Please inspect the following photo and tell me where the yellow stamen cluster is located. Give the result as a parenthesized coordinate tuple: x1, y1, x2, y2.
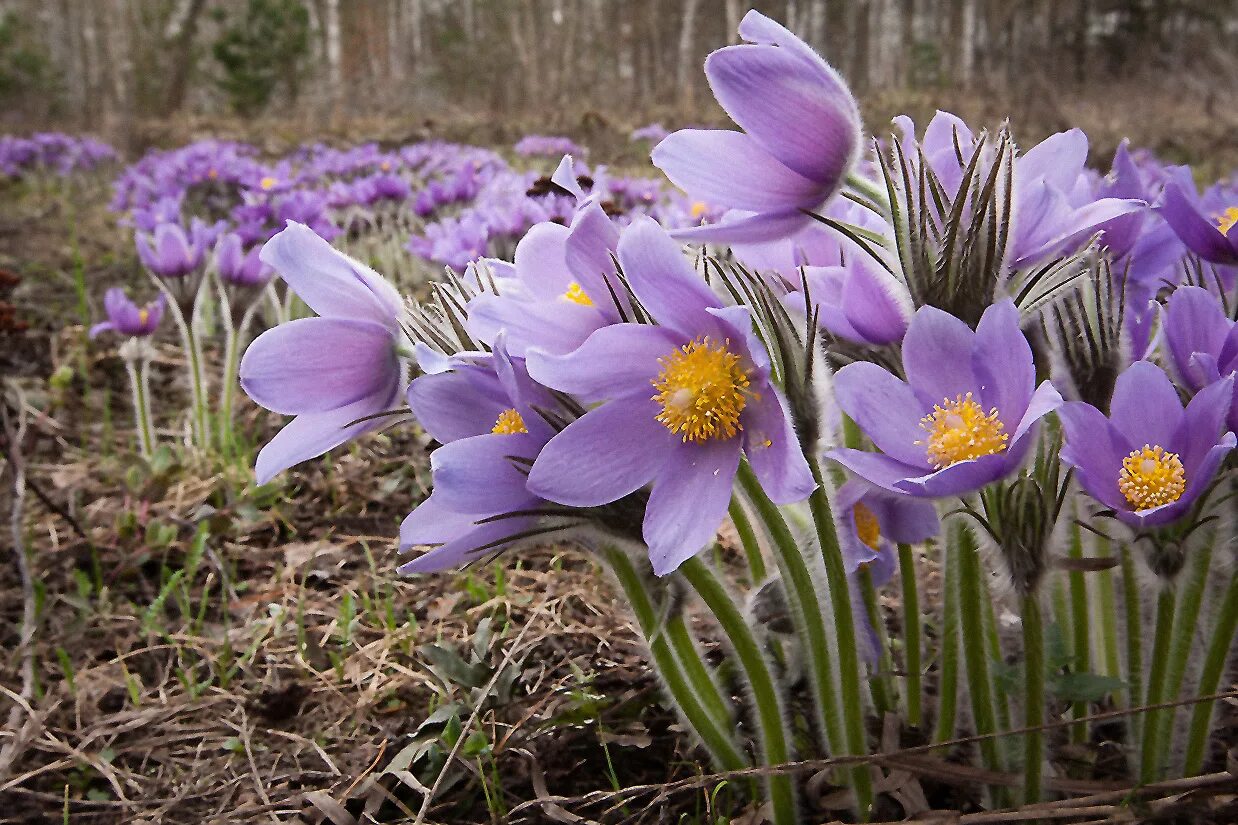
(138, 308, 150, 326)
(651, 337, 750, 442)
(491, 408, 528, 435)
(563, 281, 593, 306)
(1217, 206, 1238, 237)
(853, 502, 881, 551)
(1118, 445, 1186, 511)
(690, 201, 709, 220)
(917, 392, 1009, 469)
(259, 176, 278, 191)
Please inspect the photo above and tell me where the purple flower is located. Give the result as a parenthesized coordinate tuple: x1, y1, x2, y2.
(1058, 361, 1235, 528)
(1162, 285, 1238, 431)
(827, 301, 1062, 497)
(240, 222, 407, 485)
(399, 343, 556, 573)
(836, 479, 939, 579)
(652, 10, 861, 244)
(214, 232, 273, 287)
(525, 218, 816, 575)
(89, 288, 164, 338)
(1160, 179, 1238, 266)
(785, 258, 911, 346)
(135, 221, 209, 278)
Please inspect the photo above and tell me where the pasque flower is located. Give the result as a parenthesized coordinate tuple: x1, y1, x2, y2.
(214, 232, 273, 288)
(1162, 286, 1238, 431)
(135, 220, 210, 279)
(1160, 179, 1238, 266)
(89, 288, 164, 338)
(785, 258, 911, 346)
(240, 222, 407, 484)
(526, 217, 816, 575)
(827, 300, 1062, 497)
(836, 479, 940, 576)
(399, 342, 557, 573)
(653, 10, 861, 244)
(1058, 361, 1235, 528)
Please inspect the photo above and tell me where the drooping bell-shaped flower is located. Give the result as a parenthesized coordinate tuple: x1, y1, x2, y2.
(526, 217, 816, 575)
(827, 300, 1062, 497)
(652, 10, 862, 244)
(89, 287, 164, 339)
(239, 222, 408, 484)
(1058, 361, 1235, 528)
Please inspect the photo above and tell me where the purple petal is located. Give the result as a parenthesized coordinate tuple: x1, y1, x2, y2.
(741, 390, 816, 504)
(527, 396, 670, 507)
(652, 129, 826, 211)
(512, 221, 573, 300)
(1017, 129, 1088, 193)
(1009, 381, 1064, 446)
(407, 367, 508, 444)
(1108, 361, 1184, 451)
(1175, 376, 1234, 472)
(240, 317, 397, 415)
(399, 518, 536, 574)
(825, 448, 925, 495)
(894, 451, 1018, 498)
(644, 439, 741, 576)
(833, 362, 932, 468)
(668, 209, 813, 244)
(839, 260, 910, 345)
(466, 293, 607, 358)
(901, 305, 977, 402)
(399, 491, 480, 548)
(525, 323, 680, 403)
(1160, 183, 1238, 265)
(972, 300, 1034, 428)
(260, 222, 402, 325)
(430, 432, 543, 515)
(1058, 402, 1130, 512)
(566, 202, 621, 304)
(1162, 286, 1232, 390)
(616, 218, 721, 336)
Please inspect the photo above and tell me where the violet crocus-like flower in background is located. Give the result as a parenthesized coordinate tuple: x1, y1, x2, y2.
(1162, 285, 1238, 431)
(399, 342, 558, 574)
(836, 479, 939, 577)
(1160, 178, 1238, 266)
(214, 232, 273, 288)
(1058, 361, 1235, 529)
(239, 222, 408, 485)
(135, 220, 210, 279)
(89, 288, 164, 339)
(785, 257, 911, 346)
(827, 300, 1062, 498)
(652, 10, 862, 243)
(526, 217, 816, 575)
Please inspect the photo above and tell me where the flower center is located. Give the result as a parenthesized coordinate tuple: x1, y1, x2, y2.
(563, 281, 593, 306)
(491, 408, 528, 435)
(853, 502, 880, 551)
(138, 308, 150, 325)
(1118, 444, 1185, 511)
(651, 337, 749, 443)
(690, 201, 709, 219)
(259, 176, 277, 191)
(917, 392, 1009, 469)
(1217, 206, 1238, 237)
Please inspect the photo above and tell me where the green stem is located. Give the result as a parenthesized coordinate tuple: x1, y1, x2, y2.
(666, 611, 734, 733)
(680, 556, 797, 825)
(806, 457, 874, 821)
(603, 548, 749, 776)
(728, 497, 767, 584)
(126, 357, 155, 458)
(897, 543, 923, 727)
(933, 534, 961, 746)
(1156, 542, 1213, 767)
(736, 463, 842, 754)
(1094, 536, 1121, 684)
(1183, 570, 1238, 775)
(1139, 585, 1177, 783)
(955, 523, 1005, 800)
(1067, 521, 1090, 744)
(1121, 546, 1143, 746)
(980, 571, 1013, 739)
(149, 273, 210, 449)
(1021, 592, 1046, 804)
(859, 567, 894, 715)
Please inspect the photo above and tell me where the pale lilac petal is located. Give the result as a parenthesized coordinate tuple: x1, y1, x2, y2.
(617, 218, 722, 336)
(894, 451, 1016, 498)
(1160, 183, 1238, 265)
(1018, 129, 1088, 193)
(528, 397, 670, 507)
(668, 209, 813, 244)
(833, 362, 933, 468)
(240, 317, 397, 415)
(260, 222, 402, 325)
(1163, 286, 1232, 389)
(901, 306, 977, 402)
(399, 491, 479, 548)
(399, 518, 535, 574)
(566, 202, 621, 304)
(526, 323, 680, 403)
(512, 222, 574, 300)
(1009, 381, 1064, 446)
(1058, 402, 1130, 512)
(644, 439, 741, 576)
(839, 260, 910, 345)
(825, 448, 924, 494)
(652, 130, 826, 211)
(407, 368, 508, 444)
(1175, 376, 1234, 471)
(430, 432, 542, 515)
(1108, 361, 1184, 450)
(972, 300, 1034, 427)
(741, 391, 816, 504)
(466, 293, 607, 357)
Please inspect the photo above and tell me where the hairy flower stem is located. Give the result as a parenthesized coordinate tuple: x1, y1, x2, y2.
(897, 543, 923, 727)
(736, 463, 843, 753)
(806, 457, 875, 821)
(124, 356, 155, 458)
(955, 523, 1006, 804)
(665, 611, 735, 733)
(1067, 521, 1090, 744)
(1120, 547, 1143, 739)
(1021, 592, 1046, 804)
(149, 272, 210, 449)
(859, 567, 894, 714)
(1183, 570, 1238, 775)
(932, 534, 962, 746)
(1155, 542, 1213, 770)
(680, 555, 797, 825)
(1139, 585, 1177, 783)
(602, 547, 749, 778)
(728, 497, 767, 583)
(1093, 536, 1121, 689)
